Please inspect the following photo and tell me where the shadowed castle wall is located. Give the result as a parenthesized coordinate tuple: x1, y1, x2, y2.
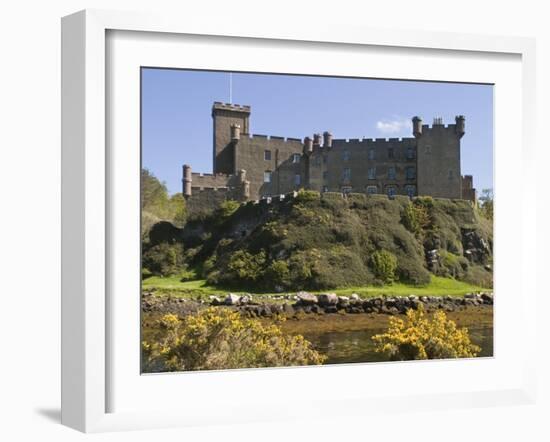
(416, 121, 463, 199)
(307, 137, 417, 196)
(234, 134, 304, 198)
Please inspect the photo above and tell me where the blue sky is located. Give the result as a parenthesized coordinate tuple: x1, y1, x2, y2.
(141, 68, 493, 195)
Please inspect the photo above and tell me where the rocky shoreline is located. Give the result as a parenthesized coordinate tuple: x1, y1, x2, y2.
(142, 291, 493, 319)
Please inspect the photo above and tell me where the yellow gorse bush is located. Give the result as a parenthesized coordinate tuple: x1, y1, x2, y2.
(372, 304, 480, 361)
(142, 308, 326, 372)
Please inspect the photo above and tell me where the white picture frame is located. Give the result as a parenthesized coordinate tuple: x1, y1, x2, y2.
(61, 9, 537, 433)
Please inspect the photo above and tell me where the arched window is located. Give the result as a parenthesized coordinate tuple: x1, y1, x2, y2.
(366, 186, 377, 195)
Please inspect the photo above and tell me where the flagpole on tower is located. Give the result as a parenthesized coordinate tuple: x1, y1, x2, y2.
(229, 72, 233, 104)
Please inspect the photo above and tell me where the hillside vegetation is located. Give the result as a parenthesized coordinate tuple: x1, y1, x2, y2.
(142, 190, 493, 292)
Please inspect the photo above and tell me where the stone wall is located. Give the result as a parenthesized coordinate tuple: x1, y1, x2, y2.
(234, 134, 304, 198)
(308, 137, 418, 196)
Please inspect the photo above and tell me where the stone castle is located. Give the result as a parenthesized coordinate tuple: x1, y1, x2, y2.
(182, 102, 476, 211)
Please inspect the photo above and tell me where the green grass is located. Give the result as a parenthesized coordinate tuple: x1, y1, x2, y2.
(142, 274, 488, 299)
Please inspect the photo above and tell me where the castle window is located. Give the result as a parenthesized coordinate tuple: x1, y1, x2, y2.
(292, 153, 301, 163)
(343, 150, 350, 161)
(294, 174, 301, 186)
(367, 167, 376, 180)
(343, 168, 351, 181)
(405, 185, 416, 198)
(368, 149, 375, 160)
(388, 148, 395, 159)
(406, 147, 415, 159)
(322, 185, 328, 193)
(323, 171, 328, 180)
(388, 167, 396, 180)
(387, 186, 397, 198)
(342, 186, 352, 194)
(406, 166, 416, 180)
(366, 185, 377, 195)
(264, 150, 271, 161)
(263, 171, 272, 183)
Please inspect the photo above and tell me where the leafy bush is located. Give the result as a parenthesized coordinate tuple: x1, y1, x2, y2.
(217, 200, 240, 219)
(265, 259, 291, 289)
(142, 243, 185, 276)
(294, 189, 321, 203)
(142, 309, 326, 372)
(402, 202, 431, 239)
(438, 250, 469, 279)
(372, 305, 480, 360)
(370, 250, 398, 284)
(214, 250, 267, 286)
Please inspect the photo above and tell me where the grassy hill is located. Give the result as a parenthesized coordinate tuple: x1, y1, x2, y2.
(143, 191, 492, 293)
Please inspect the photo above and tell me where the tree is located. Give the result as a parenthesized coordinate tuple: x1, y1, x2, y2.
(478, 188, 493, 221)
(141, 168, 187, 236)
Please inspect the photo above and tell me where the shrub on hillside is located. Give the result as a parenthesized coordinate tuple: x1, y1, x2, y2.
(395, 254, 431, 285)
(294, 189, 320, 203)
(372, 305, 480, 360)
(213, 250, 267, 286)
(370, 250, 398, 284)
(142, 243, 185, 277)
(438, 250, 469, 279)
(402, 201, 431, 239)
(142, 309, 326, 372)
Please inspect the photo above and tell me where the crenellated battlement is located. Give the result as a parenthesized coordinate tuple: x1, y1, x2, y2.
(243, 133, 304, 144)
(331, 137, 416, 145)
(212, 102, 251, 112)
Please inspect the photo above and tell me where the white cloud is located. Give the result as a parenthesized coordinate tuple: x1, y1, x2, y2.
(375, 118, 412, 135)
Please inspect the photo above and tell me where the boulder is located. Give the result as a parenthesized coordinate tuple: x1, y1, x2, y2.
(318, 293, 339, 306)
(224, 293, 241, 305)
(239, 295, 251, 305)
(282, 303, 295, 316)
(297, 291, 318, 305)
(338, 296, 350, 308)
(350, 293, 360, 301)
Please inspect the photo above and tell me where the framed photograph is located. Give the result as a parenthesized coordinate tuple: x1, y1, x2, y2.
(61, 9, 537, 432)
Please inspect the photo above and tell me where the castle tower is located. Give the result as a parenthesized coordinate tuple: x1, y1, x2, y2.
(415, 116, 464, 199)
(323, 131, 333, 148)
(303, 136, 313, 154)
(212, 102, 251, 175)
(182, 164, 192, 197)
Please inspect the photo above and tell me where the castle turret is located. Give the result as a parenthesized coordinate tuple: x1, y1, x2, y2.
(455, 115, 465, 138)
(313, 133, 322, 148)
(412, 116, 422, 138)
(183, 164, 192, 197)
(303, 136, 313, 154)
(323, 131, 333, 148)
(238, 169, 250, 199)
(231, 123, 241, 142)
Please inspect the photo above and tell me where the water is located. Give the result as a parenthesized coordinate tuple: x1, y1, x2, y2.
(302, 326, 494, 365)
